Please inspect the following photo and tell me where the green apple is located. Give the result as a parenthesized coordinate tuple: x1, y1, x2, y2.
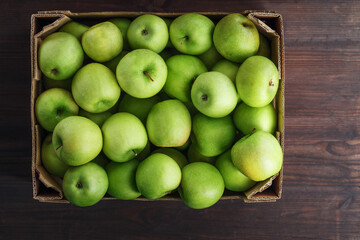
(213, 13, 259, 63)
(109, 18, 131, 50)
(134, 141, 151, 161)
(43, 76, 72, 91)
(257, 33, 271, 58)
(163, 55, 207, 102)
(198, 44, 223, 69)
(116, 49, 167, 98)
(78, 108, 113, 127)
(211, 59, 239, 83)
(233, 102, 277, 135)
(35, 88, 79, 132)
(159, 47, 180, 61)
(59, 21, 89, 41)
(191, 113, 235, 157)
(187, 144, 216, 164)
(82, 21, 123, 62)
(153, 148, 188, 169)
(136, 153, 181, 199)
(118, 94, 161, 123)
(39, 32, 84, 80)
(191, 71, 237, 118)
(52, 116, 103, 166)
(72, 63, 121, 113)
(215, 150, 256, 192)
(170, 13, 214, 55)
(163, 18, 174, 48)
(127, 14, 168, 53)
(63, 162, 108, 207)
(102, 112, 148, 162)
(103, 50, 128, 73)
(175, 138, 191, 152)
(179, 162, 224, 209)
(147, 99, 191, 147)
(41, 134, 70, 178)
(91, 152, 110, 168)
(231, 130, 283, 181)
(78, 99, 119, 127)
(106, 159, 141, 200)
(236, 56, 279, 107)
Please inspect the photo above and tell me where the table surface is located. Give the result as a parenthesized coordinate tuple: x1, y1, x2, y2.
(1, 0, 359, 239)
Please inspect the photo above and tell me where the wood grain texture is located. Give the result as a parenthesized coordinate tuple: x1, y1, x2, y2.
(0, 0, 359, 239)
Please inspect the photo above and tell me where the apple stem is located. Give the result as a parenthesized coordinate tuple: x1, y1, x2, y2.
(132, 149, 138, 157)
(56, 109, 61, 115)
(76, 182, 83, 189)
(269, 79, 274, 86)
(201, 94, 208, 101)
(143, 71, 154, 82)
(250, 128, 256, 136)
(180, 36, 189, 45)
(55, 144, 63, 151)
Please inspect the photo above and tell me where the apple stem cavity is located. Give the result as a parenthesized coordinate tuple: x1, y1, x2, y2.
(51, 68, 58, 75)
(132, 149, 138, 157)
(143, 71, 154, 82)
(250, 128, 256, 136)
(180, 36, 189, 45)
(269, 79, 275, 86)
(56, 109, 61, 115)
(141, 29, 149, 36)
(201, 94, 208, 101)
(76, 182, 83, 189)
(55, 144, 63, 151)
(242, 23, 249, 28)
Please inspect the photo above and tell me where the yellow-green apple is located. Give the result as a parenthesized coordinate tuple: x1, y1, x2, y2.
(106, 159, 141, 200)
(164, 55, 207, 102)
(236, 56, 279, 107)
(233, 102, 277, 135)
(41, 134, 70, 178)
(118, 94, 161, 123)
(231, 130, 283, 181)
(59, 21, 89, 41)
(170, 13, 214, 55)
(136, 153, 181, 199)
(153, 148, 188, 169)
(256, 33, 271, 58)
(179, 162, 224, 209)
(72, 63, 121, 113)
(187, 144, 216, 164)
(82, 21, 123, 62)
(213, 13, 259, 63)
(102, 112, 148, 162)
(211, 59, 239, 84)
(103, 50, 128, 73)
(127, 14, 168, 53)
(39, 32, 84, 80)
(147, 99, 191, 147)
(191, 113, 235, 157)
(215, 150, 256, 191)
(191, 71, 237, 118)
(35, 88, 79, 132)
(109, 18, 132, 50)
(62, 162, 108, 207)
(116, 49, 167, 98)
(52, 116, 103, 166)
(198, 44, 223, 69)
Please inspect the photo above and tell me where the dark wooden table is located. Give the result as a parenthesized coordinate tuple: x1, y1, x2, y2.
(1, 0, 359, 239)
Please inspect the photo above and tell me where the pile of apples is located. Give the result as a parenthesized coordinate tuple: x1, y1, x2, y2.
(36, 13, 283, 209)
